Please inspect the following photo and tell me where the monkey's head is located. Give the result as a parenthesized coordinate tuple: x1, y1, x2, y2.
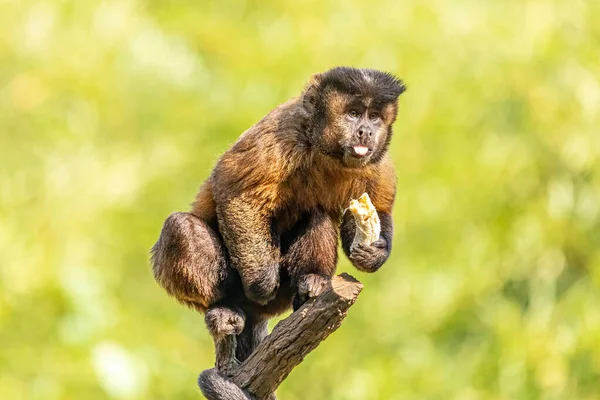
(304, 67, 406, 168)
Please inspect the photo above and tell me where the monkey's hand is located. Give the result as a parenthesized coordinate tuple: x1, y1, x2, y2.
(349, 238, 389, 273)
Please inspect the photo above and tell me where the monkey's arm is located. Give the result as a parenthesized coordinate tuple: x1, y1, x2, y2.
(217, 192, 280, 305)
(341, 211, 393, 272)
(210, 125, 291, 305)
(342, 158, 396, 272)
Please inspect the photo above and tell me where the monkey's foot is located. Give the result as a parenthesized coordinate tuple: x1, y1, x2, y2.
(293, 274, 330, 311)
(299, 274, 329, 299)
(205, 306, 245, 337)
(205, 307, 245, 375)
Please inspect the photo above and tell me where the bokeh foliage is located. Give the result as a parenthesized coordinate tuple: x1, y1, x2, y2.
(1, 0, 599, 399)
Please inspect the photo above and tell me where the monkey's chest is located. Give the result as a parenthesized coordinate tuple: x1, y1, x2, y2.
(275, 177, 366, 231)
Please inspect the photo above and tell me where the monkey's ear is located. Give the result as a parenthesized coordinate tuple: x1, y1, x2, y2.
(306, 73, 323, 88)
(302, 73, 323, 111)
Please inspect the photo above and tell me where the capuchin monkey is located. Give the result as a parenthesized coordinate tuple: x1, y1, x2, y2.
(151, 67, 406, 379)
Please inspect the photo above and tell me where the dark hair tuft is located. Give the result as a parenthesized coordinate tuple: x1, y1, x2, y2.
(316, 67, 406, 104)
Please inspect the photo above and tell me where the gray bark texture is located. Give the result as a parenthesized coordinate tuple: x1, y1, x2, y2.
(198, 273, 363, 400)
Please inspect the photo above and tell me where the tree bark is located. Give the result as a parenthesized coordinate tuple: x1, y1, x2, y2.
(198, 273, 363, 400)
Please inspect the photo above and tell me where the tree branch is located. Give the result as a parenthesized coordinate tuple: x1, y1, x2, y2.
(198, 273, 363, 400)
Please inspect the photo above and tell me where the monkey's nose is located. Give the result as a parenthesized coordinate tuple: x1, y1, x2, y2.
(357, 126, 372, 138)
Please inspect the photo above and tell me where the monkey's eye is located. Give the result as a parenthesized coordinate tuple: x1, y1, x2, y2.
(348, 110, 360, 119)
(369, 112, 380, 121)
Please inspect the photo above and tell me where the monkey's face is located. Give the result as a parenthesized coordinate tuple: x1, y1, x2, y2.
(321, 92, 397, 168)
(306, 67, 405, 168)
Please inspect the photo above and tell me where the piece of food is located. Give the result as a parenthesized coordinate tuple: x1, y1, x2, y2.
(347, 192, 381, 251)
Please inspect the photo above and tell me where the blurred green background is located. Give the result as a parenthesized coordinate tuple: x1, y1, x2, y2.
(1, 0, 599, 399)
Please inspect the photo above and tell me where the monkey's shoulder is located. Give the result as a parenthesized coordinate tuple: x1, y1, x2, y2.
(211, 99, 310, 200)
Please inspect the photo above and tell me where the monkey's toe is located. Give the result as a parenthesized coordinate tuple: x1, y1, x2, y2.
(223, 315, 244, 335)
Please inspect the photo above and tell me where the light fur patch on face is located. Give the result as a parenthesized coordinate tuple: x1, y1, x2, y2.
(381, 103, 397, 124)
(326, 91, 352, 120)
(374, 125, 387, 144)
(363, 97, 372, 107)
(323, 91, 354, 149)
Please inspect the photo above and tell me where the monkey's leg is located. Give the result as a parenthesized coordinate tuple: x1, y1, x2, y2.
(234, 320, 278, 400)
(205, 306, 246, 374)
(201, 319, 276, 400)
(151, 212, 229, 312)
(281, 211, 338, 311)
(235, 319, 269, 362)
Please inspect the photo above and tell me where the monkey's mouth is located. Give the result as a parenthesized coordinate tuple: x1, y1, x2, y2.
(352, 145, 371, 157)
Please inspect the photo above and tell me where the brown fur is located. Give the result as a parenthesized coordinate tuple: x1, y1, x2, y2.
(151, 67, 405, 372)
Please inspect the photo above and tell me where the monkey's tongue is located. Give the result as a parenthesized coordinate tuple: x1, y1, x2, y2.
(353, 146, 369, 156)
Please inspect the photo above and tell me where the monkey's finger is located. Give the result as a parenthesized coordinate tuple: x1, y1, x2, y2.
(349, 248, 363, 259)
(351, 249, 371, 263)
(356, 243, 376, 254)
